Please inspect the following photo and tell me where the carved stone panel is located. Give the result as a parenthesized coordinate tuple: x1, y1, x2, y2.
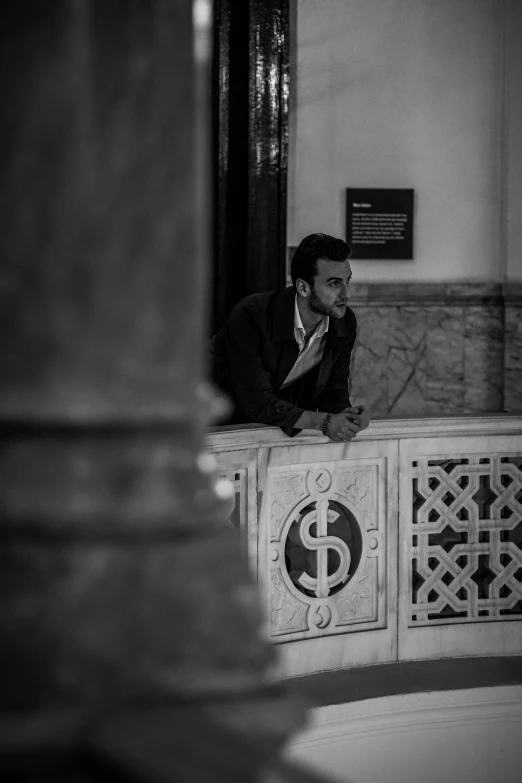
(271, 472, 308, 541)
(266, 460, 385, 642)
(409, 454, 522, 626)
(220, 468, 247, 530)
(212, 449, 258, 572)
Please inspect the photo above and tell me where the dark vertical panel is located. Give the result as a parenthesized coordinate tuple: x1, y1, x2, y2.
(248, 0, 289, 296)
(212, 0, 249, 331)
(212, 0, 289, 332)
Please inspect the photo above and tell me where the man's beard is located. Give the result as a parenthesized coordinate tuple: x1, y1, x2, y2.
(309, 287, 347, 319)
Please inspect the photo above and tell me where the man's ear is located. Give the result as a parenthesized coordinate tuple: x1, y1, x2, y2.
(296, 278, 311, 298)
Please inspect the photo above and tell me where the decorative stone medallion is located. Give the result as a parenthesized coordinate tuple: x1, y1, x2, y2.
(266, 460, 385, 641)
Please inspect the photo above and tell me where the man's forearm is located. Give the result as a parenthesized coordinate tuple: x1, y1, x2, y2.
(294, 410, 328, 432)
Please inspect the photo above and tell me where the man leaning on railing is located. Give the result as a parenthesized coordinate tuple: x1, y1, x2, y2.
(209, 233, 370, 441)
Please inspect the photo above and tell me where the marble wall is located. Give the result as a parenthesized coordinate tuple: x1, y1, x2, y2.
(286, 257, 521, 418)
(504, 283, 522, 415)
(348, 283, 507, 418)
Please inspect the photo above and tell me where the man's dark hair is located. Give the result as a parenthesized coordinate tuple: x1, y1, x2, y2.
(290, 233, 352, 287)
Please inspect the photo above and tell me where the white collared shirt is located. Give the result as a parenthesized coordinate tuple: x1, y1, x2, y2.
(281, 296, 329, 389)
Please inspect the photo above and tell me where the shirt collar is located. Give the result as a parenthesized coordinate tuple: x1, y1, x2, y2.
(294, 295, 329, 345)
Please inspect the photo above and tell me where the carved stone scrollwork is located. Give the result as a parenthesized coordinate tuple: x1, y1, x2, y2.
(270, 568, 309, 636)
(267, 461, 384, 641)
(337, 558, 376, 624)
(271, 472, 308, 542)
(312, 469, 332, 493)
(314, 604, 332, 629)
(336, 466, 376, 529)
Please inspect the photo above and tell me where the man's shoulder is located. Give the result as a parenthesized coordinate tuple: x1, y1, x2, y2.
(231, 287, 291, 318)
(236, 287, 288, 306)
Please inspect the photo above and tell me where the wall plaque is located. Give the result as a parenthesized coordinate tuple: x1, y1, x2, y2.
(346, 188, 414, 259)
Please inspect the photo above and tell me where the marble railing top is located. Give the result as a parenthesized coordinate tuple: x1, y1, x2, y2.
(206, 414, 522, 450)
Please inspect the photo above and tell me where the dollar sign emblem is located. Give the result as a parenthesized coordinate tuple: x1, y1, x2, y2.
(296, 499, 351, 598)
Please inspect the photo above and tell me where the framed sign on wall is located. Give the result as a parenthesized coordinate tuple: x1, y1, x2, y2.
(346, 188, 414, 259)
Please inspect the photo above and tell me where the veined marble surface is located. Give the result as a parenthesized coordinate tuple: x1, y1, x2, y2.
(504, 283, 522, 414)
(349, 283, 506, 417)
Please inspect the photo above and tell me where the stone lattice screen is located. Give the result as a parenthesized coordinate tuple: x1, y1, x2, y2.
(410, 455, 522, 625)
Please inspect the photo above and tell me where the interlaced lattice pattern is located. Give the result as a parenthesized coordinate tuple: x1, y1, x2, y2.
(410, 455, 522, 625)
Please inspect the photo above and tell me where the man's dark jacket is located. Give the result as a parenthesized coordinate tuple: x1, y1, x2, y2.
(210, 285, 357, 436)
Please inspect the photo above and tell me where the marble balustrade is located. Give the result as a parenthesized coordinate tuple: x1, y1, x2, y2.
(207, 416, 522, 678)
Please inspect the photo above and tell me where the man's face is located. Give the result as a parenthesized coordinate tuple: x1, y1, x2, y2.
(309, 258, 352, 319)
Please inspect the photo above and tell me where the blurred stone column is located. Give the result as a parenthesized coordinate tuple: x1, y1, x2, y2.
(0, 1, 303, 778)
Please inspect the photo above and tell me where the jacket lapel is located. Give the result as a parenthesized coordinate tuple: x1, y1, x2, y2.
(270, 286, 299, 387)
(315, 336, 333, 393)
(315, 316, 350, 395)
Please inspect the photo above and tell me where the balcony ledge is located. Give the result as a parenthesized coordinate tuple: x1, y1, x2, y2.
(207, 413, 522, 449)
